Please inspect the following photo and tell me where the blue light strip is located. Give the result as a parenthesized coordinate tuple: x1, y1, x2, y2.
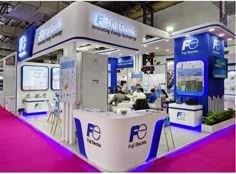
(23, 111, 48, 116)
(170, 122, 202, 131)
(33, 36, 138, 57)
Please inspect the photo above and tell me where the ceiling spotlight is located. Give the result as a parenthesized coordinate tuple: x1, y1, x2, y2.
(166, 26, 174, 32)
(166, 49, 170, 52)
(185, 34, 189, 37)
(135, 51, 138, 54)
(143, 44, 147, 47)
(82, 44, 86, 46)
(219, 33, 224, 37)
(227, 38, 232, 41)
(119, 54, 123, 56)
(155, 47, 159, 49)
(209, 28, 215, 32)
(165, 39, 169, 42)
(145, 52, 149, 55)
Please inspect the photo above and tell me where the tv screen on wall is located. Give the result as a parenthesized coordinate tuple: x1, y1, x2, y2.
(213, 57, 227, 78)
(51, 67, 60, 90)
(21, 65, 49, 91)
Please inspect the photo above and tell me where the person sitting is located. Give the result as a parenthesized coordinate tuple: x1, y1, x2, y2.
(133, 87, 146, 103)
(148, 88, 157, 103)
(109, 89, 130, 106)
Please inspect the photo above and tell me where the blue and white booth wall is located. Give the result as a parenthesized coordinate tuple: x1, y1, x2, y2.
(174, 33, 225, 116)
(16, 62, 59, 115)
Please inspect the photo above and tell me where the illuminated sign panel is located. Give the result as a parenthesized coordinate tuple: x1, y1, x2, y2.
(37, 20, 63, 46)
(17, 26, 36, 62)
(92, 15, 137, 41)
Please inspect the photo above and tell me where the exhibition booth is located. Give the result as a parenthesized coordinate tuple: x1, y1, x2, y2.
(12, 1, 235, 172)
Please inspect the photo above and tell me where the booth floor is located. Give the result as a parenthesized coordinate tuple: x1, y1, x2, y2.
(20, 113, 210, 167)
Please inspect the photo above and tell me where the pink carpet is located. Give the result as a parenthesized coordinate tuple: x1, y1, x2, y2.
(0, 107, 235, 172)
(133, 124, 236, 172)
(0, 107, 99, 172)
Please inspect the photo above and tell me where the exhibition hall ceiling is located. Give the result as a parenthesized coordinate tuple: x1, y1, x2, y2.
(0, 1, 235, 60)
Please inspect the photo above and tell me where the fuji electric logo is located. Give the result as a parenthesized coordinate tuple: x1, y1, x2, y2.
(213, 39, 220, 51)
(182, 38, 199, 51)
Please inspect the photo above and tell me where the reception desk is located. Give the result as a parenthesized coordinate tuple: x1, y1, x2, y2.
(169, 103, 203, 127)
(23, 98, 49, 114)
(73, 109, 166, 171)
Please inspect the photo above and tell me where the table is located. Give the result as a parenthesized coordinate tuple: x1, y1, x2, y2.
(73, 109, 166, 171)
(168, 103, 203, 127)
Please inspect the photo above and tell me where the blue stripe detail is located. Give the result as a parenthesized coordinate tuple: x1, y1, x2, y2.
(168, 107, 202, 112)
(171, 24, 236, 37)
(74, 118, 87, 158)
(23, 111, 48, 116)
(146, 119, 164, 161)
(170, 122, 202, 131)
(33, 36, 138, 56)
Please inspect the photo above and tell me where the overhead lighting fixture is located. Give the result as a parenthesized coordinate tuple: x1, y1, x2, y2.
(209, 28, 215, 32)
(145, 52, 149, 55)
(185, 34, 190, 37)
(219, 33, 224, 37)
(143, 38, 146, 41)
(82, 44, 86, 46)
(119, 54, 123, 56)
(143, 44, 147, 47)
(166, 26, 174, 32)
(155, 47, 159, 49)
(135, 51, 138, 54)
(166, 49, 170, 52)
(165, 39, 169, 42)
(227, 38, 232, 41)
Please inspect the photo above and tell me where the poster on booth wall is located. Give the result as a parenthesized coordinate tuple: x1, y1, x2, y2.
(60, 56, 77, 103)
(130, 72, 143, 92)
(176, 60, 204, 96)
(224, 71, 236, 95)
(142, 74, 165, 93)
(166, 60, 174, 94)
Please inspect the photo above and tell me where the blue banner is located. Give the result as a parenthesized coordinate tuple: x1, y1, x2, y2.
(117, 56, 133, 68)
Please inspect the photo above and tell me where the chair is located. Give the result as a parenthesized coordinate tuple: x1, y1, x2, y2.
(134, 99, 149, 110)
(46, 101, 54, 123)
(163, 113, 175, 152)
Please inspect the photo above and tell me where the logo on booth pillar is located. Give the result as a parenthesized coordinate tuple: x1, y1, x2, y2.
(18, 35, 27, 58)
(182, 38, 199, 51)
(86, 123, 102, 148)
(213, 39, 220, 51)
(177, 112, 186, 120)
(128, 124, 147, 149)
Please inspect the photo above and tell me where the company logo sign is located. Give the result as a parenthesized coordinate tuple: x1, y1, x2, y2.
(117, 56, 134, 68)
(213, 39, 220, 51)
(37, 20, 63, 46)
(177, 112, 186, 120)
(91, 15, 137, 41)
(17, 26, 36, 62)
(87, 123, 101, 148)
(18, 36, 27, 58)
(128, 124, 147, 149)
(182, 38, 199, 51)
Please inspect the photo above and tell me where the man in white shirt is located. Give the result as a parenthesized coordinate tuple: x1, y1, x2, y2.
(133, 88, 146, 102)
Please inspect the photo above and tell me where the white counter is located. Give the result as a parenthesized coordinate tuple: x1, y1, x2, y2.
(169, 103, 203, 127)
(73, 109, 166, 171)
(23, 98, 49, 114)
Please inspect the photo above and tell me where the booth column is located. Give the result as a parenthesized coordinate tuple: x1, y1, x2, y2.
(62, 42, 77, 144)
(174, 33, 225, 116)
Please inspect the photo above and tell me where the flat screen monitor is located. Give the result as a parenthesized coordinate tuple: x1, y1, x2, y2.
(21, 65, 49, 91)
(213, 57, 227, 78)
(51, 67, 60, 90)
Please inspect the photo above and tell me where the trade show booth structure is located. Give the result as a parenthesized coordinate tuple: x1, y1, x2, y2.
(13, 1, 235, 172)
